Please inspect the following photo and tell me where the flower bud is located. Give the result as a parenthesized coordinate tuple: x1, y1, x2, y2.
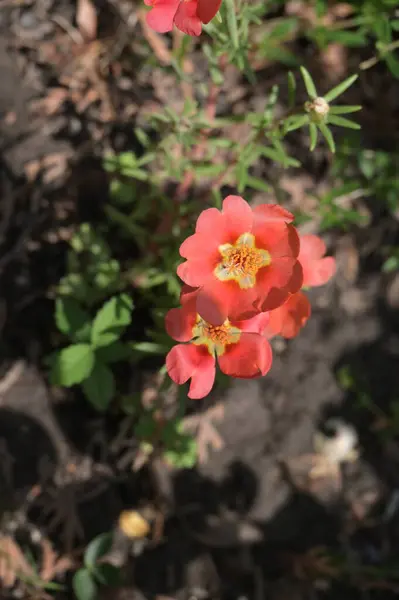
(305, 97, 330, 123)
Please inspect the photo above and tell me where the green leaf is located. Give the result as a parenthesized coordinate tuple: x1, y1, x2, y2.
(73, 569, 97, 600)
(383, 255, 399, 273)
(130, 341, 168, 355)
(287, 71, 296, 108)
(300, 66, 318, 99)
(96, 342, 130, 364)
(225, 0, 239, 49)
(194, 164, 226, 177)
(309, 122, 318, 151)
(84, 533, 113, 569)
(327, 115, 361, 130)
(50, 344, 94, 387)
(329, 105, 362, 115)
(318, 122, 335, 153)
(110, 179, 135, 205)
(91, 294, 133, 348)
(324, 74, 358, 102)
(261, 144, 300, 167)
(55, 298, 91, 342)
(93, 563, 121, 586)
(82, 362, 115, 411)
(134, 127, 150, 148)
(285, 114, 309, 132)
(385, 52, 399, 78)
(245, 176, 272, 193)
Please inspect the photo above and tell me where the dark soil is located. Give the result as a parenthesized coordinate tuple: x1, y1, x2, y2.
(1, 1, 399, 599)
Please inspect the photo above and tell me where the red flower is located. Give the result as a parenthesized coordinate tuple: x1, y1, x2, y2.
(144, 0, 180, 33)
(165, 289, 272, 399)
(265, 234, 335, 339)
(145, 0, 222, 35)
(299, 234, 336, 288)
(177, 195, 302, 326)
(266, 291, 311, 339)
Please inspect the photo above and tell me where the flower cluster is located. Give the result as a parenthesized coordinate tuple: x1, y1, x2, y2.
(165, 195, 335, 399)
(144, 0, 222, 36)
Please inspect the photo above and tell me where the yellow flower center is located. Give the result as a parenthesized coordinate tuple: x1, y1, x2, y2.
(214, 232, 271, 289)
(192, 317, 241, 356)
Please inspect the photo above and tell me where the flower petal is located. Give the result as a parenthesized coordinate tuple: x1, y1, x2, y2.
(232, 312, 270, 335)
(174, 0, 202, 36)
(197, 279, 258, 325)
(146, 0, 180, 32)
(177, 259, 215, 287)
(299, 235, 336, 287)
(303, 256, 336, 287)
(165, 300, 197, 342)
(166, 344, 198, 385)
(253, 203, 294, 224)
(179, 232, 218, 260)
(222, 195, 253, 242)
(287, 260, 304, 294)
(299, 234, 326, 262)
(195, 207, 223, 233)
(267, 291, 311, 339)
(254, 223, 300, 258)
(166, 343, 215, 399)
(218, 333, 272, 378)
(188, 351, 216, 399)
(180, 284, 199, 303)
(196, 0, 222, 23)
(256, 257, 295, 298)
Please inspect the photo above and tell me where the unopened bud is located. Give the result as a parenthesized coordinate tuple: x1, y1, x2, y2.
(305, 97, 330, 123)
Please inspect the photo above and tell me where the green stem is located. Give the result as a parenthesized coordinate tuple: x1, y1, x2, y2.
(225, 0, 239, 50)
(360, 39, 399, 71)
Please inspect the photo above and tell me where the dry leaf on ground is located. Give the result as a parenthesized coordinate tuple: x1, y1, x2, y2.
(0, 535, 35, 588)
(76, 0, 98, 41)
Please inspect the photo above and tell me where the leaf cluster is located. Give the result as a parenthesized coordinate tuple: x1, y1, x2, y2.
(73, 534, 120, 600)
(49, 294, 133, 411)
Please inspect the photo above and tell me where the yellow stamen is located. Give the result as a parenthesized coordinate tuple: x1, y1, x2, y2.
(214, 233, 270, 289)
(192, 317, 241, 356)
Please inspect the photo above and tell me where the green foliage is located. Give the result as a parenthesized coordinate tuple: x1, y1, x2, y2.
(91, 295, 133, 348)
(50, 344, 95, 387)
(288, 68, 361, 153)
(307, 0, 399, 77)
(162, 419, 197, 468)
(73, 533, 120, 600)
(49, 294, 134, 411)
(58, 224, 123, 307)
(132, 393, 197, 469)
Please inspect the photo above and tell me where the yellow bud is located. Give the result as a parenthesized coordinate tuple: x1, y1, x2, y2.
(118, 510, 150, 539)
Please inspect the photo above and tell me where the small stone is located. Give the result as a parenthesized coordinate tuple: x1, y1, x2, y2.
(20, 10, 38, 29)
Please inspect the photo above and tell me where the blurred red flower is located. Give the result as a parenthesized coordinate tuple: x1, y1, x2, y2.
(265, 234, 336, 339)
(266, 291, 311, 339)
(299, 234, 336, 288)
(177, 195, 302, 325)
(165, 287, 272, 399)
(145, 0, 222, 35)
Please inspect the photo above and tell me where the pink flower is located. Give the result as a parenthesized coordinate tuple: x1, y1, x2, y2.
(165, 287, 272, 399)
(144, 0, 180, 33)
(177, 195, 302, 326)
(265, 234, 336, 339)
(265, 291, 311, 339)
(145, 0, 222, 36)
(299, 234, 336, 288)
